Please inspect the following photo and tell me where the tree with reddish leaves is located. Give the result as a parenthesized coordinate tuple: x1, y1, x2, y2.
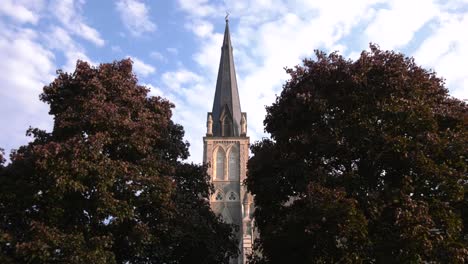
(0, 59, 238, 264)
(247, 45, 467, 263)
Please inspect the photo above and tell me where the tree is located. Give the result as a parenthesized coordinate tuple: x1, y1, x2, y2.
(0, 149, 4, 183)
(0, 59, 238, 263)
(0, 148, 4, 169)
(247, 45, 467, 263)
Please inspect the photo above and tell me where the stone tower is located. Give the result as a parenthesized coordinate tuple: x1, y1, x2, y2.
(203, 17, 253, 264)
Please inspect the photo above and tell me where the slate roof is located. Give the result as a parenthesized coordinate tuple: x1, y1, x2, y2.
(211, 18, 242, 137)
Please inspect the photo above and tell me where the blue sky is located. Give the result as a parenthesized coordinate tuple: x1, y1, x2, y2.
(1, 0, 467, 163)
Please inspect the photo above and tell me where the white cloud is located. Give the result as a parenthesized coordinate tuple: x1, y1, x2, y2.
(177, 0, 221, 17)
(2, 0, 466, 167)
(144, 83, 164, 97)
(51, 0, 105, 46)
(193, 32, 223, 76)
(365, 0, 439, 50)
(116, 0, 156, 36)
(438, 0, 468, 11)
(0, 1, 99, 159)
(155, 67, 215, 162)
(414, 11, 468, 99)
(162, 69, 203, 91)
(174, 0, 468, 164)
(129, 56, 156, 77)
(0, 24, 55, 157)
(186, 19, 214, 38)
(47, 26, 94, 73)
(0, 0, 43, 24)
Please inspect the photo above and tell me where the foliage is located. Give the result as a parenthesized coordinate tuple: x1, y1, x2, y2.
(0, 59, 238, 263)
(0, 148, 4, 169)
(247, 45, 467, 263)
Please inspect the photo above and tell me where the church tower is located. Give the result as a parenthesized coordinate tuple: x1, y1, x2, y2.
(203, 17, 253, 264)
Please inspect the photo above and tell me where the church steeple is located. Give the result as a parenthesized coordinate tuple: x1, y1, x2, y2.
(210, 17, 243, 137)
(203, 17, 253, 264)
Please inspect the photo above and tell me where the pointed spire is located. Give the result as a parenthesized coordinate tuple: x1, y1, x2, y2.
(211, 17, 242, 137)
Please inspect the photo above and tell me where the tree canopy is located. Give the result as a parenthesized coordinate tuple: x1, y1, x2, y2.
(0, 59, 238, 263)
(247, 45, 467, 263)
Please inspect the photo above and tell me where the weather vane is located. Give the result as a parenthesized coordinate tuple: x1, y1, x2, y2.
(225, 11, 230, 22)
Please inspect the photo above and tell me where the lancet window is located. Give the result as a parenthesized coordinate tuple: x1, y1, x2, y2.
(214, 147, 225, 180)
(222, 115, 233, 136)
(228, 145, 239, 180)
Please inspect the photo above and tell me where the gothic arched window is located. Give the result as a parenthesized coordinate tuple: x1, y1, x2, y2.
(222, 115, 233, 136)
(214, 147, 225, 180)
(228, 145, 239, 180)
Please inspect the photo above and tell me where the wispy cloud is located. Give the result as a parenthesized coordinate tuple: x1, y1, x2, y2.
(51, 0, 105, 46)
(172, 0, 468, 163)
(0, 0, 42, 24)
(128, 56, 156, 77)
(47, 26, 94, 72)
(185, 19, 214, 38)
(1, 0, 467, 165)
(365, 0, 438, 50)
(116, 0, 156, 36)
(162, 69, 203, 91)
(156, 68, 212, 162)
(177, 0, 222, 17)
(0, 25, 54, 157)
(414, 11, 468, 99)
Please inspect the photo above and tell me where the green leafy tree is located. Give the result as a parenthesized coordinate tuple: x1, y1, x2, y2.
(0, 59, 238, 263)
(247, 45, 467, 263)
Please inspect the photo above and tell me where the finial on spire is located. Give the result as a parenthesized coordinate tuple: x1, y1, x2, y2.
(225, 11, 230, 22)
